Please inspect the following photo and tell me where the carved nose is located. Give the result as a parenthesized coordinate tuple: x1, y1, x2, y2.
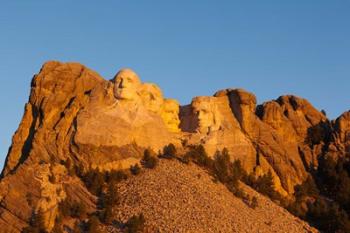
(118, 79, 124, 88)
(198, 112, 203, 119)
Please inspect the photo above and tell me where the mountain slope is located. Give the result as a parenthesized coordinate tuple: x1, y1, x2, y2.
(113, 159, 317, 233)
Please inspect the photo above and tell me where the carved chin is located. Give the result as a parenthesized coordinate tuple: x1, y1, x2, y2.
(116, 90, 136, 100)
(167, 120, 180, 127)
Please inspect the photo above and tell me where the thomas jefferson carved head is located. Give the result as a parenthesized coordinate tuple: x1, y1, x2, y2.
(139, 83, 164, 113)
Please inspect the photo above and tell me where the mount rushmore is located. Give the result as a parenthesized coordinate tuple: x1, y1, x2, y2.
(0, 61, 349, 232)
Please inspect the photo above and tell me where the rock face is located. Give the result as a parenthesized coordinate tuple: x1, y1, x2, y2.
(0, 61, 348, 232)
(334, 111, 350, 150)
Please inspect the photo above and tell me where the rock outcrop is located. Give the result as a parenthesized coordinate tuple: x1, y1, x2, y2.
(334, 111, 350, 150)
(0, 61, 348, 232)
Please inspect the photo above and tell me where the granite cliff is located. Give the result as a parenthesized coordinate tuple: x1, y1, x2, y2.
(0, 61, 348, 232)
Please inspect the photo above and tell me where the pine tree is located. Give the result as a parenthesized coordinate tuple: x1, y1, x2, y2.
(251, 196, 259, 209)
(213, 149, 230, 183)
(231, 159, 247, 186)
(125, 214, 145, 233)
(130, 164, 141, 175)
(87, 215, 102, 233)
(22, 211, 47, 233)
(162, 143, 176, 158)
(142, 149, 158, 169)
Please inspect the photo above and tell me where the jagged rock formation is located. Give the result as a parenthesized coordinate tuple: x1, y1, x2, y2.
(0, 61, 348, 232)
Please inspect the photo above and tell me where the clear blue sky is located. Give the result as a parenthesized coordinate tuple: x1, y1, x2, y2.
(0, 1, 349, 169)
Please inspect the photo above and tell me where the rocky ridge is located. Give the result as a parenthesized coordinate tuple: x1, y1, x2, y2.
(0, 61, 348, 232)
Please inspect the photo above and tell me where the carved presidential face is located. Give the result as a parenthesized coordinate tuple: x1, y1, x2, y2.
(192, 97, 221, 134)
(161, 99, 180, 132)
(113, 69, 141, 101)
(139, 83, 164, 113)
